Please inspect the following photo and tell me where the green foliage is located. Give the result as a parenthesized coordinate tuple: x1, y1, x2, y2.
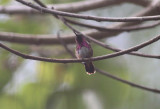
(19, 83, 50, 109)
(0, 0, 11, 5)
(0, 95, 23, 109)
(0, 16, 51, 34)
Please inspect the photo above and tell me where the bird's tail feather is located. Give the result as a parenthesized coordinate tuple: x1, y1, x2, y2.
(84, 62, 96, 75)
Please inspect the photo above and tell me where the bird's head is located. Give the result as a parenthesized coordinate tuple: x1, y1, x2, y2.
(74, 31, 84, 44)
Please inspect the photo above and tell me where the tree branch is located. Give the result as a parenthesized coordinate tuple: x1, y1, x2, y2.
(1, 33, 160, 63)
(82, 33, 160, 59)
(66, 19, 160, 32)
(15, 0, 160, 22)
(0, 0, 151, 15)
(96, 68, 160, 94)
(1, 0, 160, 45)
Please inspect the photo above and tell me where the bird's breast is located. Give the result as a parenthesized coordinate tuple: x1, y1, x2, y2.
(76, 46, 91, 58)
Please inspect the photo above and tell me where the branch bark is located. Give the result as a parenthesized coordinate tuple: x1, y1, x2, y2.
(66, 19, 160, 32)
(0, 0, 125, 14)
(96, 68, 160, 94)
(1, 1, 160, 45)
(0, 0, 151, 15)
(15, 0, 160, 22)
(1, 33, 160, 63)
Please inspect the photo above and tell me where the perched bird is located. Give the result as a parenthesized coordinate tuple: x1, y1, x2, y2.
(74, 31, 96, 75)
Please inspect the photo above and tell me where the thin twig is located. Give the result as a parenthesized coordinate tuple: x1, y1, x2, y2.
(96, 68, 160, 94)
(16, 0, 160, 22)
(66, 19, 160, 32)
(84, 34, 160, 59)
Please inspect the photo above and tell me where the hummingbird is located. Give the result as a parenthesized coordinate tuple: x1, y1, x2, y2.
(74, 31, 96, 75)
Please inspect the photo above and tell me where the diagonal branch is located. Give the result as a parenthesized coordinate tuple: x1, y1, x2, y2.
(96, 68, 160, 94)
(0, 0, 151, 15)
(66, 19, 160, 32)
(0, 0, 127, 14)
(16, 0, 160, 22)
(84, 34, 160, 59)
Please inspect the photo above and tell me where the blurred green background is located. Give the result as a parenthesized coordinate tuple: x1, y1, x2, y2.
(0, 0, 160, 109)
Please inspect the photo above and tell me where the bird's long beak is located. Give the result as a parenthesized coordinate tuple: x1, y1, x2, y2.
(73, 30, 81, 36)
